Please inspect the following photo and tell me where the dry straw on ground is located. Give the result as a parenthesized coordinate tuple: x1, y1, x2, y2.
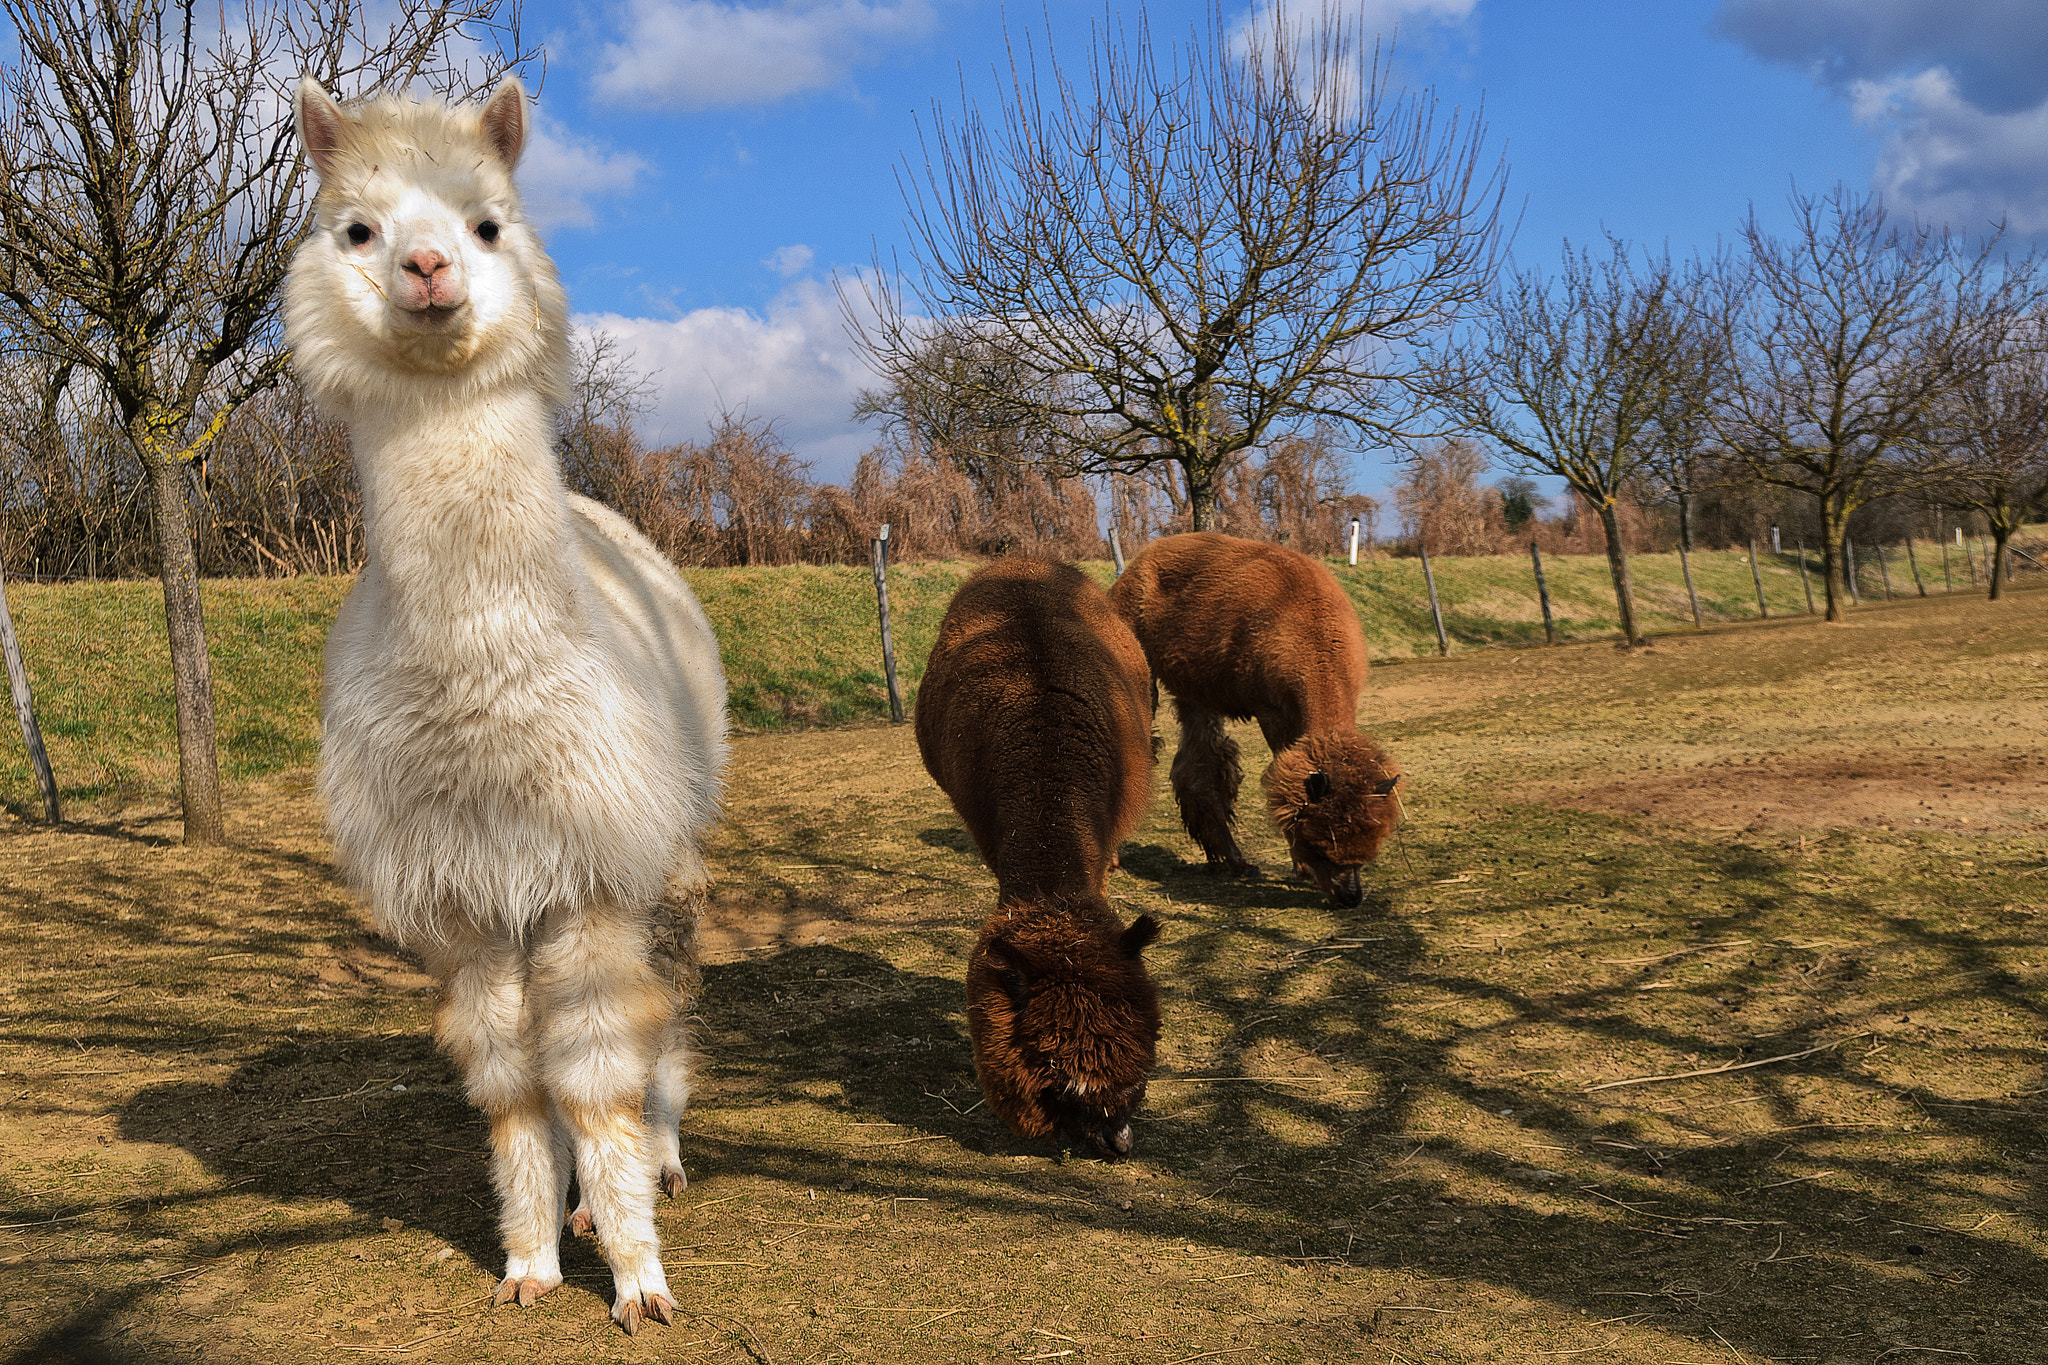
(1, 584, 2045, 1363)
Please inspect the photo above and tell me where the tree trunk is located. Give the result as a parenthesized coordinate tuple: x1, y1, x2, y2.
(1183, 459, 1218, 532)
(1595, 499, 1643, 647)
(1988, 519, 2012, 601)
(1816, 495, 1851, 622)
(1677, 490, 1693, 554)
(137, 434, 225, 845)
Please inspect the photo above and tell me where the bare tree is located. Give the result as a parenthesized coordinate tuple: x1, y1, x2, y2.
(1392, 437, 1492, 557)
(844, 2, 1503, 530)
(204, 375, 362, 576)
(856, 335, 1108, 555)
(558, 328, 659, 515)
(1439, 239, 1692, 647)
(1214, 426, 1374, 553)
(1920, 307, 2048, 599)
(0, 351, 137, 579)
(1641, 271, 1729, 554)
(1704, 186, 2023, 621)
(0, 0, 526, 841)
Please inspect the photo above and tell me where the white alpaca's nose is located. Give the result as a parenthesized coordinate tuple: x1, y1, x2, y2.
(405, 248, 450, 279)
(394, 240, 468, 316)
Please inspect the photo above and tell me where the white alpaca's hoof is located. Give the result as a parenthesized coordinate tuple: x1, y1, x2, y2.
(493, 1252, 562, 1308)
(610, 1258, 676, 1335)
(565, 1203, 595, 1235)
(660, 1165, 687, 1198)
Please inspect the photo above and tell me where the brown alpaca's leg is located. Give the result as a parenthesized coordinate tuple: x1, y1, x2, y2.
(1171, 699, 1256, 876)
(531, 899, 676, 1335)
(426, 928, 570, 1308)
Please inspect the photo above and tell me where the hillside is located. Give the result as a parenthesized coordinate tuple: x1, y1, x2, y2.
(0, 539, 2035, 814)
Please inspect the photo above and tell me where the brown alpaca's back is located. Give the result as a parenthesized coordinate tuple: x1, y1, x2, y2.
(916, 558, 1162, 1158)
(1110, 531, 1366, 751)
(917, 558, 1153, 901)
(1110, 532, 1399, 908)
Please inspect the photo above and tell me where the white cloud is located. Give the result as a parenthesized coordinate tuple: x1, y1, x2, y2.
(1712, 0, 2048, 240)
(1231, 0, 1477, 108)
(593, 0, 937, 111)
(763, 244, 815, 277)
(1236, 0, 1477, 53)
(576, 278, 879, 480)
(1852, 68, 2048, 236)
(1340, 0, 1479, 33)
(518, 115, 646, 231)
(1715, 0, 2048, 111)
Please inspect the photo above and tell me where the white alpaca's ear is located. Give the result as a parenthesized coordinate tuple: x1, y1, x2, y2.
(479, 79, 528, 169)
(295, 76, 348, 178)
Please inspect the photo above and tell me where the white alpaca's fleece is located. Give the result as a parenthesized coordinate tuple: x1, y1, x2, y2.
(285, 77, 727, 1335)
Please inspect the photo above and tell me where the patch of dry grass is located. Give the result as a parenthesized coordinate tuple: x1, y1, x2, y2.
(1, 583, 2044, 1364)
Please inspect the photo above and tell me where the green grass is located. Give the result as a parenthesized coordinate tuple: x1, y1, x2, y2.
(687, 559, 972, 730)
(0, 538, 2032, 814)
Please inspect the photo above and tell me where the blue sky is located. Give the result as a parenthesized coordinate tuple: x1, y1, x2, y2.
(505, 0, 2048, 493)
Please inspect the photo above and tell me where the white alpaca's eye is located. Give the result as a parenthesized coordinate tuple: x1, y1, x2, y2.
(346, 222, 373, 246)
(476, 220, 500, 244)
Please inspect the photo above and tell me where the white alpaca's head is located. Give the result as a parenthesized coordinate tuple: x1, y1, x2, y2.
(285, 78, 569, 416)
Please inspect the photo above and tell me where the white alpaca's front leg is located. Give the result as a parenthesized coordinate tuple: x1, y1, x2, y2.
(427, 931, 567, 1307)
(533, 903, 676, 1334)
(487, 1101, 570, 1305)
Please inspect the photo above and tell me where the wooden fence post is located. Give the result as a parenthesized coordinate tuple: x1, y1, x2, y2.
(1748, 538, 1769, 618)
(1874, 543, 1893, 600)
(0, 565, 59, 823)
(1418, 542, 1449, 657)
(1796, 540, 1816, 614)
(1904, 538, 1927, 596)
(1677, 540, 1703, 628)
(871, 524, 904, 724)
(1529, 540, 1557, 644)
(1109, 526, 1126, 578)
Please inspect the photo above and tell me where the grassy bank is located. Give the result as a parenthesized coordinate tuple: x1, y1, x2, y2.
(0, 539, 2036, 813)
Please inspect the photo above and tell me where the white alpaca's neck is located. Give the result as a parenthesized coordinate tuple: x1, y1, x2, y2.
(351, 379, 577, 655)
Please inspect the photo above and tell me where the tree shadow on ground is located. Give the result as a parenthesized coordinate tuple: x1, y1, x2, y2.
(7, 801, 2040, 1362)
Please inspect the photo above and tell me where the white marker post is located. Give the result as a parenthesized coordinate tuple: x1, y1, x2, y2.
(871, 523, 904, 723)
(1348, 517, 1361, 566)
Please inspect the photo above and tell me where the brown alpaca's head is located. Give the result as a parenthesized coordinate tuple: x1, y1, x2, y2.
(966, 909, 1162, 1159)
(1263, 731, 1402, 908)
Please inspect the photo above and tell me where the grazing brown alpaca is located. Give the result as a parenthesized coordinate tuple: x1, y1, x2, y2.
(916, 558, 1163, 1158)
(1110, 532, 1401, 908)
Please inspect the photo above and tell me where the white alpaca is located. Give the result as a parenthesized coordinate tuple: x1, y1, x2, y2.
(285, 78, 728, 1334)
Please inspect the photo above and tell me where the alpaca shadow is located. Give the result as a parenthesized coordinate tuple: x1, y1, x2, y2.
(104, 939, 1005, 1288)
(1114, 839, 1376, 914)
(699, 944, 986, 1133)
(699, 941, 1183, 1164)
(117, 1032, 511, 1273)
(915, 826, 976, 855)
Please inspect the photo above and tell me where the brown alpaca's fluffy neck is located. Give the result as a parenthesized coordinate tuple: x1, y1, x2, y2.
(988, 891, 1123, 947)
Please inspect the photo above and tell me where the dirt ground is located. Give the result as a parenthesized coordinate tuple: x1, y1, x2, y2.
(2, 586, 2045, 1364)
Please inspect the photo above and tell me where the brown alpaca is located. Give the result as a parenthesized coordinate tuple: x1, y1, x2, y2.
(1110, 532, 1401, 908)
(915, 558, 1162, 1158)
